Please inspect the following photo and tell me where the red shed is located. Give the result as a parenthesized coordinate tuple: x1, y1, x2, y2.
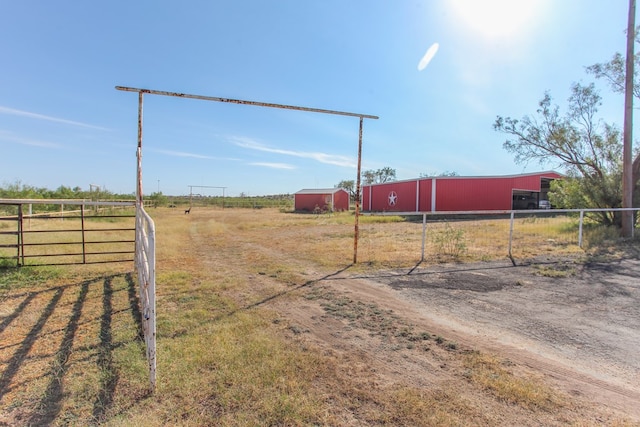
(294, 188, 350, 212)
(362, 171, 562, 212)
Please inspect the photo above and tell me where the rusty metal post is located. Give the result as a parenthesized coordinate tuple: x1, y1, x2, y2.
(81, 204, 86, 264)
(18, 204, 24, 267)
(137, 91, 144, 207)
(353, 117, 363, 264)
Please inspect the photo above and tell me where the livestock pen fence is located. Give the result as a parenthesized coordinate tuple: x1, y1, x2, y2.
(0, 199, 137, 267)
(358, 208, 639, 265)
(0, 198, 157, 389)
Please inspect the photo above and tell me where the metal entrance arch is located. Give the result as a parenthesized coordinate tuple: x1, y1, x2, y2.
(116, 86, 379, 263)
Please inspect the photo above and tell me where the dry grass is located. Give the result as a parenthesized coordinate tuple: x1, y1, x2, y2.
(0, 207, 636, 426)
(462, 352, 564, 411)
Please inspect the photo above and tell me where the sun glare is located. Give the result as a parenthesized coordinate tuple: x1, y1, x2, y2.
(450, 0, 541, 40)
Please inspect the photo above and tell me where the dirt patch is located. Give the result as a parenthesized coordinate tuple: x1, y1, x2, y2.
(271, 256, 640, 423)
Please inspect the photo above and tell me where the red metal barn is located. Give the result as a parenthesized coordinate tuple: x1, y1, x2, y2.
(362, 171, 562, 212)
(294, 188, 350, 212)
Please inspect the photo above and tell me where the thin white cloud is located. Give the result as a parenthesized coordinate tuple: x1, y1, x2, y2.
(0, 131, 62, 148)
(249, 162, 297, 170)
(0, 105, 109, 130)
(152, 148, 241, 161)
(418, 42, 439, 71)
(231, 137, 356, 168)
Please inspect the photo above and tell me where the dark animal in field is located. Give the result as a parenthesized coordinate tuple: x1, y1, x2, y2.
(185, 208, 191, 214)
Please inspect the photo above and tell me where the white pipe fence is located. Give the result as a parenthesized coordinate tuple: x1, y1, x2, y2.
(135, 205, 156, 389)
(364, 208, 639, 264)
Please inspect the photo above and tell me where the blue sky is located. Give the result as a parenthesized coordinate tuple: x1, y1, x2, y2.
(0, 1, 634, 197)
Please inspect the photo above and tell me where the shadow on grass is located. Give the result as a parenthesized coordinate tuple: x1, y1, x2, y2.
(0, 272, 145, 424)
(0, 292, 37, 335)
(92, 276, 118, 423)
(0, 288, 65, 403)
(229, 264, 355, 315)
(322, 260, 520, 281)
(125, 272, 145, 341)
(213, 261, 522, 320)
(27, 279, 93, 425)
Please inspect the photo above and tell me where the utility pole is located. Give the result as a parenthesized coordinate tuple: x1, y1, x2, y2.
(622, 0, 636, 237)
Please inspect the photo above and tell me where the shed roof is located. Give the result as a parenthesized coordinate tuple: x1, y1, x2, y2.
(295, 188, 346, 195)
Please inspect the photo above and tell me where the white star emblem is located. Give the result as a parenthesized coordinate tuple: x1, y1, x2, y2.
(388, 191, 397, 206)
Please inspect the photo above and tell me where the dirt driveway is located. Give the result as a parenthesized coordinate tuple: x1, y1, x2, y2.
(181, 208, 640, 423)
(275, 254, 640, 421)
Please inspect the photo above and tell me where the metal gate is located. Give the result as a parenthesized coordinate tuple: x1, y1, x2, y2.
(0, 199, 136, 267)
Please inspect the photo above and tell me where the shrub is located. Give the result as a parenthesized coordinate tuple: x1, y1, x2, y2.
(432, 222, 467, 259)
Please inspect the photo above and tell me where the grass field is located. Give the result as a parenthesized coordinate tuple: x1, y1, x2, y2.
(0, 207, 637, 426)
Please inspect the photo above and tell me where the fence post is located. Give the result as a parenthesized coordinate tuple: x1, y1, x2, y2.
(18, 204, 24, 267)
(421, 213, 427, 261)
(508, 211, 515, 266)
(81, 204, 86, 264)
(578, 210, 584, 248)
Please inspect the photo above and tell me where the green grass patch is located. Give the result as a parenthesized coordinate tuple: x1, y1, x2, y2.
(534, 264, 577, 278)
(359, 214, 407, 224)
(0, 264, 62, 292)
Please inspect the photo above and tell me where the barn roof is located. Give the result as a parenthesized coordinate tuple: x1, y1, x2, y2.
(295, 188, 347, 195)
(361, 171, 563, 187)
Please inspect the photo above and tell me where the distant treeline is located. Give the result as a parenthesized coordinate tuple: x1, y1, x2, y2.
(0, 181, 137, 216)
(0, 182, 295, 211)
(151, 194, 294, 210)
(0, 181, 134, 201)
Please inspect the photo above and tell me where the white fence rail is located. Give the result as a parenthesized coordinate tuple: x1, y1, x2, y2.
(364, 208, 639, 264)
(135, 205, 156, 389)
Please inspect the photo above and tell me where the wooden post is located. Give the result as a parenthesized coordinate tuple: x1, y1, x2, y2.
(622, 0, 636, 237)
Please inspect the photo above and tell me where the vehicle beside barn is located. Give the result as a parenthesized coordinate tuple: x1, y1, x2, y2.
(362, 171, 561, 212)
(294, 188, 350, 212)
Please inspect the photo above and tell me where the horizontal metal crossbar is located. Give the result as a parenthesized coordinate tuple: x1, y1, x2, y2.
(18, 259, 133, 267)
(21, 228, 135, 233)
(19, 240, 135, 246)
(116, 86, 379, 120)
(22, 250, 134, 258)
(0, 199, 135, 206)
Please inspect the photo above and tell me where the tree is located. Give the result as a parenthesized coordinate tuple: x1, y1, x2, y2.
(362, 170, 377, 185)
(335, 180, 356, 200)
(419, 171, 459, 178)
(53, 185, 78, 199)
(148, 191, 169, 207)
(585, 25, 640, 100)
(362, 167, 397, 185)
(494, 83, 631, 226)
(587, 28, 640, 222)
